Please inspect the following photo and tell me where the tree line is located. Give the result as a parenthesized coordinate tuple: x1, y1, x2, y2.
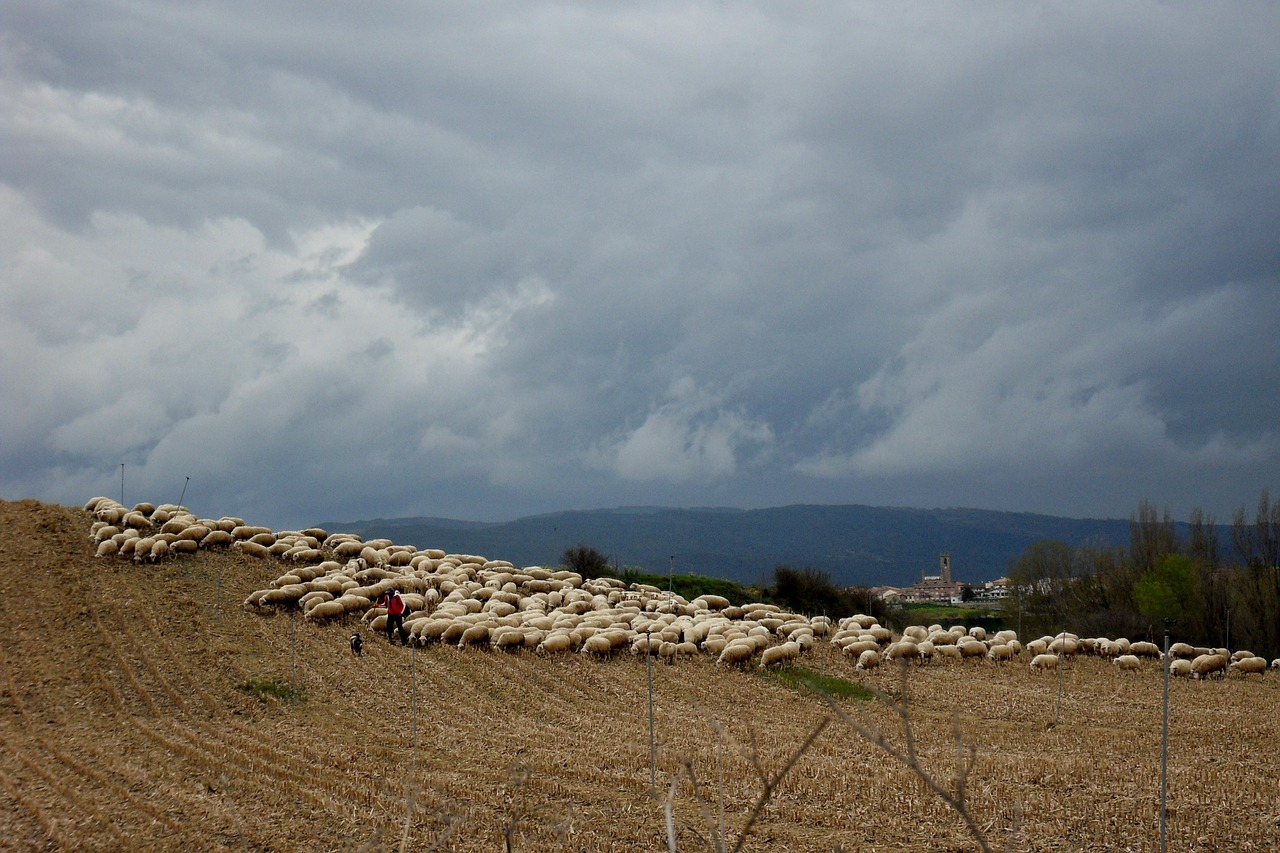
(1007, 490, 1280, 658)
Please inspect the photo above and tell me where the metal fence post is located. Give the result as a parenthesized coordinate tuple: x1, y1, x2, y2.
(647, 629, 656, 793)
(1160, 618, 1173, 853)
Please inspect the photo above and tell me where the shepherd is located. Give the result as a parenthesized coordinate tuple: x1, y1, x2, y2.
(379, 586, 408, 645)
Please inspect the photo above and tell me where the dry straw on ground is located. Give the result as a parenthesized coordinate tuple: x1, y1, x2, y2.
(0, 498, 1277, 851)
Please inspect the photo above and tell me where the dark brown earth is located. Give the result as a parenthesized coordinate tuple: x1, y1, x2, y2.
(1, 498, 1277, 852)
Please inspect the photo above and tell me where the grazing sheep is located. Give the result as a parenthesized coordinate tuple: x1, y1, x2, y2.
(759, 641, 801, 668)
(1113, 655, 1141, 671)
(235, 540, 273, 559)
(885, 640, 919, 662)
(149, 539, 171, 561)
(1230, 656, 1267, 675)
(1191, 653, 1228, 680)
(933, 645, 963, 662)
(1169, 659, 1193, 678)
(1048, 636, 1079, 655)
(987, 644, 1014, 663)
(131, 537, 156, 561)
(856, 649, 880, 670)
(122, 511, 151, 529)
(174, 524, 209, 542)
(717, 640, 757, 666)
(202, 529, 234, 548)
(491, 627, 525, 650)
(1129, 641, 1161, 658)
(582, 634, 616, 655)
(538, 632, 573, 654)
(1095, 639, 1122, 658)
(842, 639, 880, 658)
(305, 600, 348, 621)
(1029, 653, 1059, 672)
(1168, 642, 1197, 659)
(171, 537, 198, 558)
(1230, 649, 1256, 663)
(458, 624, 493, 647)
(631, 635, 660, 656)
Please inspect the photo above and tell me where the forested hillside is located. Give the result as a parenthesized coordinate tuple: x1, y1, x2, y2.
(325, 504, 1136, 586)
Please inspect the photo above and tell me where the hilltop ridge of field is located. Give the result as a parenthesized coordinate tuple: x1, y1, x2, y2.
(1, 498, 1277, 852)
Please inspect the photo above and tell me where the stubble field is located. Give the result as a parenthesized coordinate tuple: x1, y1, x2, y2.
(0, 498, 1277, 852)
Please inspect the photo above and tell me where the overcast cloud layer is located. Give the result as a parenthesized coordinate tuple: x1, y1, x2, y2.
(3, 2, 1278, 530)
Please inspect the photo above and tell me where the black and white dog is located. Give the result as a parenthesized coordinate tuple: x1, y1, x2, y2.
(349, 632, 363, 657)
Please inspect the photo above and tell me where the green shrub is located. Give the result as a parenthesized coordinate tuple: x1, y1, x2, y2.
(761, 665, 873, 701)
(240, 676, 298, 703)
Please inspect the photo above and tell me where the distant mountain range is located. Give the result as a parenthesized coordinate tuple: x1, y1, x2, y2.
(320, 504, 1141, 588)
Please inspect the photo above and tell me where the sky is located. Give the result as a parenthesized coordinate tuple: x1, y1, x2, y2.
(3, 2, 1278, 531)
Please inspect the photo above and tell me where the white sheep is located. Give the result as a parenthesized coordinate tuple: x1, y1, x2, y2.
(855, 649, 880, 670)
(1169, 659, 1193, 678)
(235, 540, 273, 559)
(884, 640, 920, 662)
(1048, 636, 1079, 655)
(987, 644, 1014, 663)
(717, 640, 757, 666)
(172, 538, 199, 555)
(538, 632, 573, 654)
(1129, 641, 1161, 658)
(1190, 653, 1228, 679)
(1029, 653, 1059, 672)
(1229, 656, 1267, 675)
(582, 634, 616, 655)
(1113, 654, 1141, 671)
(458, 624, 493, 647)
(933, 645, 963, 662)
(305, 600, 348, 621)
(759, 641, 801, 668)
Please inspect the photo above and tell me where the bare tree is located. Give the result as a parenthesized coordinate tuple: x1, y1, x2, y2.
(813, 662, 1019, 853)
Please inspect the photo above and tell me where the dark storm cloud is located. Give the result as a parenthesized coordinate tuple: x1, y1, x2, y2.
(2, 1, 1277, 528)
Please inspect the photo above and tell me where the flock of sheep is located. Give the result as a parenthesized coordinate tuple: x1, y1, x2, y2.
(84, 496, 1280, 676)
(861, 623, 1277, 679)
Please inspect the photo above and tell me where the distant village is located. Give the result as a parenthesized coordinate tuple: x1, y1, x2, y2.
(872, 553, 1010, 606)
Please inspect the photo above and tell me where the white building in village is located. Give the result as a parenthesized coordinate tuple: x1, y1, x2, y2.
(870, 555, 1009, 606)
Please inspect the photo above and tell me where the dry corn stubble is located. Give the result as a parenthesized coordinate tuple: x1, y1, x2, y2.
(0, 498, 1277, 852)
